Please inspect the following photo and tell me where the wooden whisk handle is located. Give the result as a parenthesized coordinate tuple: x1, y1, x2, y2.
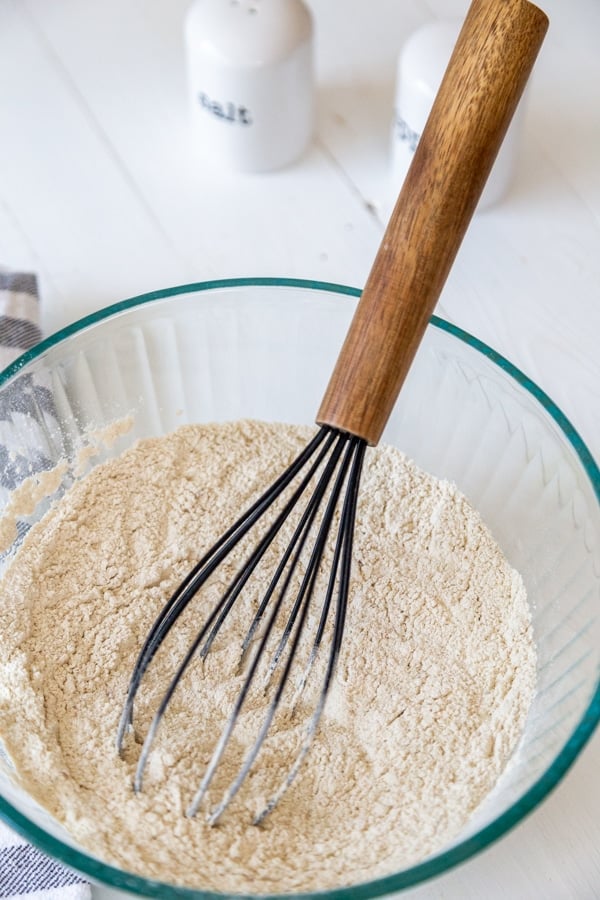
(317, 0, 548, 445)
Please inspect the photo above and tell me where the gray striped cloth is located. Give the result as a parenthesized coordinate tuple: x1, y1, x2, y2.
(0, 270, 41, 371)
(0, 269, 91, 899)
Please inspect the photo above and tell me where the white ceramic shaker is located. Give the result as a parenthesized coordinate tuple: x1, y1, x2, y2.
(184, 0, 314, 172)
(391, 20, 525, 210)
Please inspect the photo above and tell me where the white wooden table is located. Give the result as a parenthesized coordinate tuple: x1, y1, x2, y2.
(1, 0, 599, 897)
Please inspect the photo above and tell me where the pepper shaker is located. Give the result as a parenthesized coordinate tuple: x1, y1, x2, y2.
(184, 0, 314, 172)
(391, 20, 526, 210)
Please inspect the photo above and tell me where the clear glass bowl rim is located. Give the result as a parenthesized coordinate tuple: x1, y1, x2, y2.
(0, 276, 597, 898)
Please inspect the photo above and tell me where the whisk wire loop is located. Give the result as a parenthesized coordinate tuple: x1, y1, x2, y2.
(116, 426, 331, 753)
(255, 437, 366, 824)
(189, 433, 364, 822)
(133, 429, 348, 793)
(119, 425, 367, 821)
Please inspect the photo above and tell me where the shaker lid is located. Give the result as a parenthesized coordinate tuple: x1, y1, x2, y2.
(185, 0, 313, 67)
(397, 20, 461, 133)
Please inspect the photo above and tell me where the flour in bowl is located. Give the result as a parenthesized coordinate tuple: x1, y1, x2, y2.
(0, 419, 535, 892)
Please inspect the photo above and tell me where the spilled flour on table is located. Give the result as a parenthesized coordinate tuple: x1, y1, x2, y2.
(0, 420, 535, 892)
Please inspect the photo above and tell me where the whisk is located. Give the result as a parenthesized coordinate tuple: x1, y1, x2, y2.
(117, 0, 548, 825)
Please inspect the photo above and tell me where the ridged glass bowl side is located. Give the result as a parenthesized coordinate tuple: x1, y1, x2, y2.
(0, 279, 598, 898)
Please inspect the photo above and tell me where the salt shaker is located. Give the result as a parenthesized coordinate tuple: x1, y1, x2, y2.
(184, 0, 314, 172)
(391, 20, 525, 210)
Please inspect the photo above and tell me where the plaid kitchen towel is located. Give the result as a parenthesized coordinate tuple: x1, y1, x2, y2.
(0, 270, 42, 371)
(0, 822, 90, 899)
(0, 268, 90, 899)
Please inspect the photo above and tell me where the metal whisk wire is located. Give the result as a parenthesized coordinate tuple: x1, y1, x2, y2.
(117, 426, 366, 823)
(117, 426, 330, 751)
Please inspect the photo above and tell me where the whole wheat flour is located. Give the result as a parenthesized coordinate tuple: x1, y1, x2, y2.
(0, 420, 535, 893)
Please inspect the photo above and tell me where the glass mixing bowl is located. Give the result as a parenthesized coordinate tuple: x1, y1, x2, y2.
(0, 278, 598, 897)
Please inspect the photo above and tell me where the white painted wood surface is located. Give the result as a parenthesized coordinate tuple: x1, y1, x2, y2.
(0, 0, 598, 897)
